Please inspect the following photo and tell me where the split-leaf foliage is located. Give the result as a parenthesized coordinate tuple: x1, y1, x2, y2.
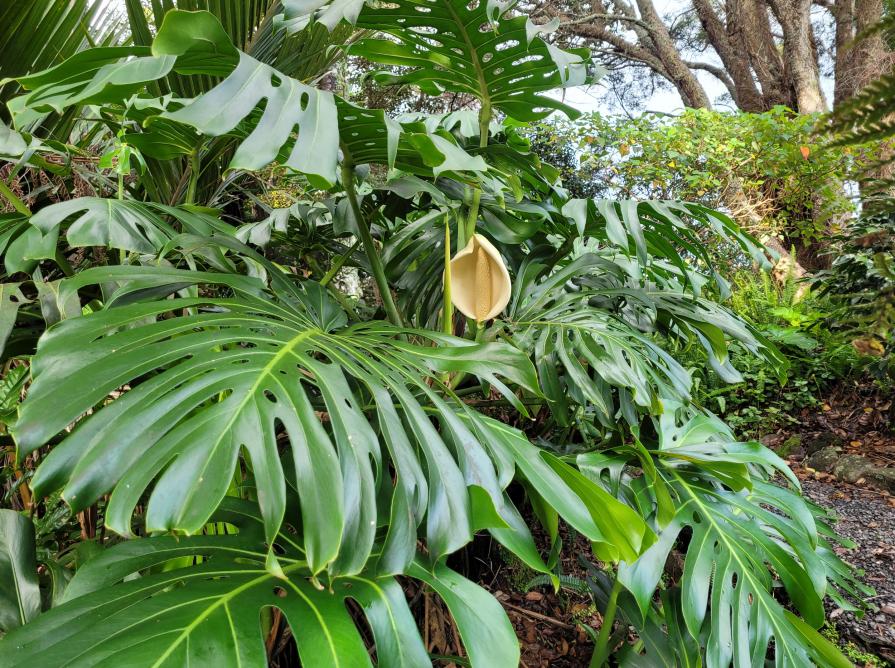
(0, 1, 869, 666)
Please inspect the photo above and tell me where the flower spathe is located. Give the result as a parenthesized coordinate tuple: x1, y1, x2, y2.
(448, 233, 511, 322)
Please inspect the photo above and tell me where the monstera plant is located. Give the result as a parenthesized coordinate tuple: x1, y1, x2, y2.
(0, 1, 867, 666)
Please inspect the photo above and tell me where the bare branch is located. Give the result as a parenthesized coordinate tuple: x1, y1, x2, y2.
(684, 59, 739, 98)
(563, 12, 650, 29)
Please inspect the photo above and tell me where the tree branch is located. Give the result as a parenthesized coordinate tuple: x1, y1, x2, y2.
(563, 12, 650, 29)
(684, 59, 738, 97)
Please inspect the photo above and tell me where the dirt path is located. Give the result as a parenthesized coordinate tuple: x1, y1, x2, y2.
(799, 474, 895, 663)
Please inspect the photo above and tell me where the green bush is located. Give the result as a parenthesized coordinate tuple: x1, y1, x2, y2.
(532, 108, 874, 267)
(697, 270, 864, 437)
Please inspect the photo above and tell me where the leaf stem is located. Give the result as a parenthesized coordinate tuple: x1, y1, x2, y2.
(590, 576, 622, 668)
(464, 188, 481, 243)
(0, 178, 30, 216)
(185, 149, 200, 205)
(478, 101, 491, 149)
(442, 212, 453, 335)
(55, 251, 75, 277)
(320, 238, 361, 287)
(340, 161, 404, 327)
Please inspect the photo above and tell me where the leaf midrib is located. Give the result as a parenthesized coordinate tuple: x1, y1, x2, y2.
(164, 325, 319, 531)
(443, 0, 491, 114)
(148, 561, 337, 668)
(669, 470, 804, 662)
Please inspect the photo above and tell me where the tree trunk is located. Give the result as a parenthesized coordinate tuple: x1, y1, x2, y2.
(768, 0, 827, 112)
(724, 177, 812, 282)
(736, 0, 792, 108)
(693, 0, 766, 111)
(852, 0, 893, 91)
(833, 0, 857, 104)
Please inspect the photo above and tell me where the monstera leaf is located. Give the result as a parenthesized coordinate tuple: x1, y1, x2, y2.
(510, 278, 693, 428)
(578, 410, 863, 668)
(13, 266, 652, 579)
(8, 11, 484, 183)
(0, 510, 40, 632)
(0, 120, 27, 157)
(18, 198, 236, 257)
(337, 98, 487, 174)
(277, 0, 368, 31)
(0, 497, 521, 667)
(284, 0, 598, 121)
(561, 199, 768, 280)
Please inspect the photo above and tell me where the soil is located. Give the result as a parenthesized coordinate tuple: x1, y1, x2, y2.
(761, 383, 895, 468)
(463, 526, 602, 667)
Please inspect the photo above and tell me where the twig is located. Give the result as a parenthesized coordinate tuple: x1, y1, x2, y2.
(501, 601, 577, 631)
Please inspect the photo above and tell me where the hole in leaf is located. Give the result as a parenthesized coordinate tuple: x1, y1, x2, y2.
(495, 39, 519, 51)
(512, 54, 544, 66)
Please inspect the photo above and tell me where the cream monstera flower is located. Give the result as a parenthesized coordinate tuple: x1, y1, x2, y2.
(449, 233, 511, 322)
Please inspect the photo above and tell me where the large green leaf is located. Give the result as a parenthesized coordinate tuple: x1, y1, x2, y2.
(6, 6, 242, 128)
(278, 0, 368, 31)
(13, 265, 650, 577)
(1, 498, 519, 667)
(0, 283, 30, 359)
(578, 409, 864, 667)
(0, 510, 41, 632)
(564, 200, 769, 277)
(0, 0, 126, 116)
(508, 253, 693, 427)
(22, 198, 239, 257)
(9, 10, 486, 185)
(118, 0, 357, 202)
(287, 0, 598, 121)
(0, 120, 27, 157)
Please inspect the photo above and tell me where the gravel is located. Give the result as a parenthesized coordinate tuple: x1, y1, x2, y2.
(800, 476, 895, 662)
